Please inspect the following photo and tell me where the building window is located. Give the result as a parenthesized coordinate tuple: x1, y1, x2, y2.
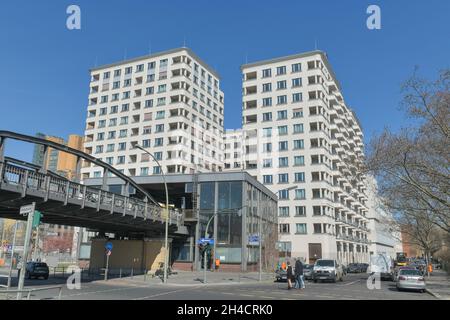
(155, 111, 165, 119)
(263, 159, 272, 168)
(93, 171, 102, 178)
(96, 133, 104, 141)
(118, 142, 126, 151)
(125, 67, 132, 75)
(276, 66, 286, 75)
(279, 207, 289, 217)
(295, 189, 306, 200)
(107, 131, 116, 139)
(139, 138, 150, 148)
(263, 143, 272, 153)
(279, 157, 288, 167)
(263, 175, 273, 184)
(293, 108, 303, 118)
(99, 107, 107, 116)
(153, 166, 162, 174)
(136, 64, 144, 72)
(277, 80, 287, 90)
(278, 141, 288, 151)
(292, 78, 302, 87)
(292, 63, 302, 73)
(294, 172, 305, 182)
(277, 95, 287, 105)
(121, 104, 129, 112)
(277, 110, 287, 120)
(146, 87, 154, 95)
(278, 173, 289, 184)
(105, 157, 113, 165)
(293, 139, 304, 150)
(140, 167, 149, 176)
(294, 156, 305, 166)
(293, 124, 304, 133)
(313, 224, 322, 234)
(154, 138, 163, 147)
(262, 127, 272, 137)
(95, 145, 103, 154)
(117, 156, 125, 164)
(106, 144, 114, 152)
(119, 129, 127, 138)
(154, 152, 163, 161)
(295, 206, 306, 216)
(155, 124, 164, 133)
(279, 223, 290, 234)
(292, 93, 303, 103)
(279, 189, 289, 200)
(278, 125, 288, 136)
(262, 83, 272, 92)
(262, 68, 271, 78)
(296, 223, 307, 234)
(262, 97, 272, 107)
(147, 74, 155, 83)
(262, 112, 272, 122)
(145, 99, 153, 108)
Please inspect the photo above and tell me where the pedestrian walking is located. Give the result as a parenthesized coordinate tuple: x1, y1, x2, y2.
(286, 261, 294, 290)
(294, 258, 305, 289)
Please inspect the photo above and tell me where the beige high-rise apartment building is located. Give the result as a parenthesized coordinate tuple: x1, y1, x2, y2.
(82, 47, 225, 179)
(234, 50, 370, 265)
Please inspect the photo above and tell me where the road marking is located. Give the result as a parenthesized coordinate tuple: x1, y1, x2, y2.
(338, 279, 361, 286)
(133, 286, 203, 300)
(62, 286, 143, 297)
(239, 293, 255, 297)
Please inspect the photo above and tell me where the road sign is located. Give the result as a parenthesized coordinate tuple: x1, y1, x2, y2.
(32, 211, 42, 228)
(248, 234, 260, 246)
(19, 204, 34, 216)
(105, 242, 113, 251)
(198, 238, 214, 245)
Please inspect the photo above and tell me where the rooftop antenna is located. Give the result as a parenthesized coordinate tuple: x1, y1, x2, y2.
(314, 39, 318, 51)
(183, 36, 187, 48)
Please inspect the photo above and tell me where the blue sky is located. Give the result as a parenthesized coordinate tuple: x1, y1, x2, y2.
(0, 0, 449, 161)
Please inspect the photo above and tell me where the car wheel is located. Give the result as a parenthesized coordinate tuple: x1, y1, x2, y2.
(44, 276, 49, 280)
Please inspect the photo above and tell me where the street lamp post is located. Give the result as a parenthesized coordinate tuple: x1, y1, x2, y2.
(135, 145, 170, 284)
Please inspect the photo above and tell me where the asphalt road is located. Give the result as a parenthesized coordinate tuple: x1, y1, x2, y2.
(0, 271, 436, 300)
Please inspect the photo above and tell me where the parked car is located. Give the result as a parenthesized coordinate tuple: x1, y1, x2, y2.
(347, 263, 361, 273)
(312, 259, 344, 283)
(396, 268, 426, 292)
(394, 266, 416, 280)
(25, 262, 49, 280)
(303, 264, 313, 280)
(360, 263, 369, 273)
(275, 268, 288, 282)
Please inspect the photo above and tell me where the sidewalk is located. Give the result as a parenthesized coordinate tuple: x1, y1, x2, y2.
(100, 270, 275, 287)
(425, 269, 450, 300)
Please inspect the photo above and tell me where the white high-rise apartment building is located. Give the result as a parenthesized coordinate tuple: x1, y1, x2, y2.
(239, 50, 370, 264)
(82, 48, 225, 179)
(223, 129, 244, 170)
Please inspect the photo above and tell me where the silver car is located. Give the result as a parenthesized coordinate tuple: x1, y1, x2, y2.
(396, 269, 426, 292)
(312, 259, 344, 283)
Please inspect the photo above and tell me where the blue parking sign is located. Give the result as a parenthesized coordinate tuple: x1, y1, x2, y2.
(105, 242, 113, 251)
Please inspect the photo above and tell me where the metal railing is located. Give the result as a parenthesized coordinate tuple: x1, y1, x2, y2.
(0, 161, 182, 226)
(0, 285, 63, 300)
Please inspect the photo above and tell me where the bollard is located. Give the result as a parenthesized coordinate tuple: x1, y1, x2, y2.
(144, 269, 147, 282)
(131, 268, 134, 279)
(119, 268, 122, 278)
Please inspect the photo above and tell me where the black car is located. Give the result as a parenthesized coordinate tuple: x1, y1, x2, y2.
(25, 262, 49, 280)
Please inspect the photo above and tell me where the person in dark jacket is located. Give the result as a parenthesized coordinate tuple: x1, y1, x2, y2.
(294, 258, 304, 289)
(286, 261, 294, 290)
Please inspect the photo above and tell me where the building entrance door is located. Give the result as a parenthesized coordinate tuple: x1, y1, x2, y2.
(308, 243, 322, 265)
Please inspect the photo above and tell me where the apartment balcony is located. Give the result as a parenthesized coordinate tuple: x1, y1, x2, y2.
(243, 71, 257, 82)
(244, 85, 257, 96)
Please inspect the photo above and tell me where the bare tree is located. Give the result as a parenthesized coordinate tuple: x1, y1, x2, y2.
(362, 69, 450, 235)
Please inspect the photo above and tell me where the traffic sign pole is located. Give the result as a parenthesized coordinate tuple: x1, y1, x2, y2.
(17, 202, 35, 300)
(105, 253, 110, 281)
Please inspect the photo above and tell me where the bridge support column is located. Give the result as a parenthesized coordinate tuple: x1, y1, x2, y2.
(75, 156, 82, 182)
(102, 169, 109, 191)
